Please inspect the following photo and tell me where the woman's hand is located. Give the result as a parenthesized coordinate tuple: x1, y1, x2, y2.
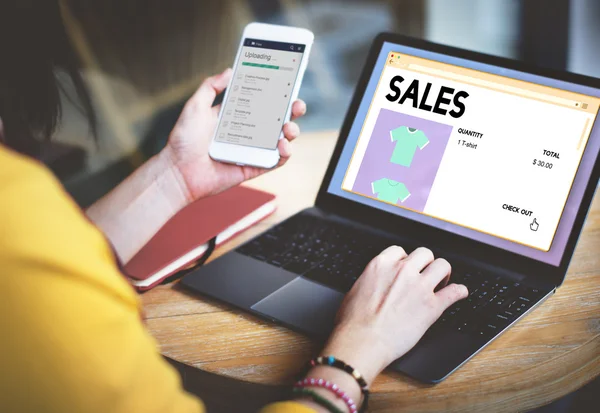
(320, 246, 468, 384)
(294, 246, 468, 412)
(86, 69, 304, 263)
(162, 68, 307, 202)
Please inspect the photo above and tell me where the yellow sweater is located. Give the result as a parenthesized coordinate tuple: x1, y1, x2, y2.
(0, 146, 313, 413)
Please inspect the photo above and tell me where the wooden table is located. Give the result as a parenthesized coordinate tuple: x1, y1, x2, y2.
(142, 131, 600, 412)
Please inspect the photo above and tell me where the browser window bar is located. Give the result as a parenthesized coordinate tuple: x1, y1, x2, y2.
(407, 63, 581, 109)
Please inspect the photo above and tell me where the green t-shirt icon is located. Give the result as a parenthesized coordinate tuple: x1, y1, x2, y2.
(390, 126, 429, 167)
(372, 179, 411, 204)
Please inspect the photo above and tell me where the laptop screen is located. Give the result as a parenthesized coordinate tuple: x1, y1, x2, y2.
(327, 41, 600, 266)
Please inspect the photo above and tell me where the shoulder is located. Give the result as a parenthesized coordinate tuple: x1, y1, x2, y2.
(0, 144, 86, 248)
(0, 145, 71, 241)
(0, 144, 79, 217)
(0, 144, 55, 189)
(0, 144, 138, 306)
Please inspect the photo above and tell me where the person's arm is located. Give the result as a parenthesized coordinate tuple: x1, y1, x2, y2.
(261, 246, 468, 413)
(87, 69, 306, 263)
(85, 149, 191, 263)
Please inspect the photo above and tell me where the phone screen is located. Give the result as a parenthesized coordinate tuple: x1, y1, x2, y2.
(215, 38, 306, 150)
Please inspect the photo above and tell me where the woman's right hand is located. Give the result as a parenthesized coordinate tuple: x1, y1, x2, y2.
(321, 245, 468, 385)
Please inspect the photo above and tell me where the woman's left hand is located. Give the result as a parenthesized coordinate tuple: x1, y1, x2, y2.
(162, 68, 307, 203)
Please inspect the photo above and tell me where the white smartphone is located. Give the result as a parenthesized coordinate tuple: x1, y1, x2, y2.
(209, 23, 314, 169)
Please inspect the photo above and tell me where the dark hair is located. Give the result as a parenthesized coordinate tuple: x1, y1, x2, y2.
(0, 1, 96, 155)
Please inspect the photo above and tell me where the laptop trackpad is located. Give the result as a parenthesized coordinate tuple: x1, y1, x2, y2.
(252, 277, 345, 339)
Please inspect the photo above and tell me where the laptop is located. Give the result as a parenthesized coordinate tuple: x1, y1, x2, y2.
(182, 33, 600, 383)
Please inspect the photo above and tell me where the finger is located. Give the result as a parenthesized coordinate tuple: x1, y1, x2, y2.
(404, 247, 435, 272)
(435, 283, 469, 313)
(434, 273, 451, 292)
(278, 137, 292, 160)
(363, 245, 407, 284)
(291, 99, 307, 120)
(378, 245, 407, 260)
(420, 258, 451, 290)
(192, 68, 232, 109)
(282, 122, 300, 142)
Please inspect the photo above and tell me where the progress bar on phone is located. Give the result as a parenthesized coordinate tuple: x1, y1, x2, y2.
(242, 62, 279, 70)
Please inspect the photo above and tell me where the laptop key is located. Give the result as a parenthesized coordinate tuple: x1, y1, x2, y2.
(251, 253, 267, 261)
(304, 267, 334, 286)
(494, 313, 511, 326)
(432, 315, 453, 331)
(267, 258, 284, 267)
(488, 295, 512, 311)
(448, 306, 462, 318)
(514, 303, 529, 314)
(477, 322, 500, 338)
(284, 258, 320, 275)
(455, 316, 478, 333)
(502, 310, 515, 319)
(528, 287, 543, 296)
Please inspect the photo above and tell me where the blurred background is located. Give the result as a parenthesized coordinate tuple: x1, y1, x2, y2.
(52, 0, 600, 207)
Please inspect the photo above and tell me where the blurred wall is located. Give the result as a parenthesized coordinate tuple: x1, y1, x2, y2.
(568, 0, 600, 76)
(425, 0, 519, 58)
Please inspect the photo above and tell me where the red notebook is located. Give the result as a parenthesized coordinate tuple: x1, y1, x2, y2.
(125, 186, 276, 291)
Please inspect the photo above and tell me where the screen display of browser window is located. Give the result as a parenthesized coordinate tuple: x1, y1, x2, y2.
(328, 43, 600, 265)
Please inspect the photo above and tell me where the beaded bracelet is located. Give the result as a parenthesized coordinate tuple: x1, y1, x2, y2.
(292, 387, 345, 413)
(307, 356, 370, 412)
(295, 377, 357, 413)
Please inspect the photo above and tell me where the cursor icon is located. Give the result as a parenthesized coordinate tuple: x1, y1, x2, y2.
(530, 218, 539, 232)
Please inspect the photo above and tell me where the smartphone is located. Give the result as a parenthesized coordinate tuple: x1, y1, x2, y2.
(209, 23, 314, 169)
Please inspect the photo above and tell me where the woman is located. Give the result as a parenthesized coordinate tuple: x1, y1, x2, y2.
(0, 2, 468, 413)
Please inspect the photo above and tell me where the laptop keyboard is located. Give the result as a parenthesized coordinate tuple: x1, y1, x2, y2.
(237, 214, 548, 340)
(238, 214, 395, 292)
(429, 270, 546, 339)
